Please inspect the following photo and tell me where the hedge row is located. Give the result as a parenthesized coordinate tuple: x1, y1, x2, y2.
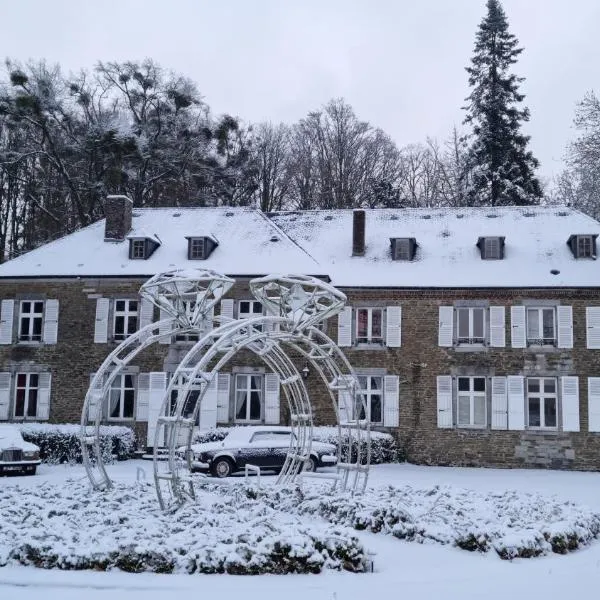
(17, 423, 135, 464)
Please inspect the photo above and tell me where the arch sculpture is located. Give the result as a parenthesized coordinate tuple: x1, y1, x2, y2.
(80, 270, 370, 511)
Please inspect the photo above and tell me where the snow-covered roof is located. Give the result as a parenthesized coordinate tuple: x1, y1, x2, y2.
(271, 206, 600, 288)
(0, 207, 321, 278)
(0, 205, 598, 288)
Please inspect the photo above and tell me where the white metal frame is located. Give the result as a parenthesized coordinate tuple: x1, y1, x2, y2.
(80, 271, 371, 512)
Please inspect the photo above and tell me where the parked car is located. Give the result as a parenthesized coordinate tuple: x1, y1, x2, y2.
(182, 426, 338, 478)
(0, 425, 41, 475)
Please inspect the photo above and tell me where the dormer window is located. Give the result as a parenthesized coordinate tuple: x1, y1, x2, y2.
(131, 239, 146, 259)
(186, 235, 218, 260)
(568, 234, 597, 259)
(189, 237, 206, 259)
(477, 236, 505, 260)
(390, 237, 417, 261)
(128, 236, 160, 260)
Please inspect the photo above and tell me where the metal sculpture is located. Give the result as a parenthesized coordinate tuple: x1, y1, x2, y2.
(80, 270, 370, 510)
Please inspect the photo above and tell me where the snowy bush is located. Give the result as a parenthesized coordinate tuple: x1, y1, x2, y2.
(200, 481, 600, 560)
(192, 426, 401, 464)
(0, 480, 367, 574)
(18, 423, 135, 465)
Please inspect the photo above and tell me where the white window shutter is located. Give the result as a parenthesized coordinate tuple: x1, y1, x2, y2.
(199, 374, 218, 431)
(220, 299, 234, 321)
(557, 306, 573, 349)
(507, 375, 525, 430)
(588, 377, 600, 432)
(561, 376, 580, 432)
(489, 306, 505, 348)
(199, 305, 215, 337)
(438, 306, 454, 347)
(383, 375, 400, 427)
(337, 307, 353, 347)
(0, 299, 14, 345)
(510, 306, 526, 348)
(136, 373, 150, 421)
(217, 373, 230, 423)
(37, 372, 52, 420)
(158, 308, 172, 345)
(94, 298, 110, 344)
(43, 299, 59, 344)
(586, 307, 600, 349)
(0, 373, 11, 420)
(264, 373, 280, 424)
(436, 375, 453, 428)
(491, 376, 508, 429)
(139, 298, 154, 330)
(146, 372, 167, 447)
(338, 375, 354, 423)
(385, 306, 401, 347)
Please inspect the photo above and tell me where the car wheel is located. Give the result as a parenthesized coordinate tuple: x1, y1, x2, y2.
(303, 456, 318, 473)
(26, 467, 37, 476)
(212, 457, 234, 478)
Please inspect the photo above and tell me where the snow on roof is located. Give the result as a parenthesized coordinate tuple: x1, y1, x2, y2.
(271, 206, 600, 288)
(0, 207, 321, 278)
(0, 205, 598, 288)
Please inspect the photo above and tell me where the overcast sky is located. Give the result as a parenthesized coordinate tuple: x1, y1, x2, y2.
(1, 0, 598, 184)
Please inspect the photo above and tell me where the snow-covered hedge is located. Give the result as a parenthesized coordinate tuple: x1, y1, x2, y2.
(0, 480, 367, 574)
(17, 423, 135, 465)
(201, 481, 600, 560)
(192, 426, 401, 464)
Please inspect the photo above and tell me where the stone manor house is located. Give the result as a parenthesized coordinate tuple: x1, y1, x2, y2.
(1, 195, 600, 470)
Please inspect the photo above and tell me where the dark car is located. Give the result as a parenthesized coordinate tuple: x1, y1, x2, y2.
(183, 426, 338, 478)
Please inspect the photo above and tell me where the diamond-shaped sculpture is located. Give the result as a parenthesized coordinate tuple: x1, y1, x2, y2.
(250, 274, 347, 330)
(140, 269, 234, 328)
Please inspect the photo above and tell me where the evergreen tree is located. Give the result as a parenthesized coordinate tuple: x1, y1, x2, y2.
(463, 0, 542, 206)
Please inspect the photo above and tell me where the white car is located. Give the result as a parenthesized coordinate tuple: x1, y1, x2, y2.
(0, 425, 41, 475)
(183, 426, 338, 478)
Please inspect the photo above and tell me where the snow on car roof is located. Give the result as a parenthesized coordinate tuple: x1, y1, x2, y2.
(224, 426, 292, 441)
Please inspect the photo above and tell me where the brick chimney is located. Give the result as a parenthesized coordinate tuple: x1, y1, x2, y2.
(104, 195, 133, 241)
(352, 209, 366, 256)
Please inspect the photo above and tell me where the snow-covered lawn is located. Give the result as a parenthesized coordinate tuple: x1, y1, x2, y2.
(2, 461, 600, 599)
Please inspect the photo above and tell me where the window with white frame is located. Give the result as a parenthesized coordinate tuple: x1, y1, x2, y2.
(527, 377, 557, 429)
(14, 373, 39, 418)
(457, 376, 486, 427)
(357, 375, 383, 424)
(456, 307, 485, 345)
(18, 300, 44, 342)
(189, 237, 206, 260)
(355, 308, 384, 344)
(168, 373, 200, 424)
(238, 300, 264, 332)
(113, 300, 138, 341)
(131, 239, 146, 259)
(577, 235, 594, 258)
(108, 374, 135, 420)
(526, 307, 556, 345)
(234, 373, 263, 422)
(174, 301, 200, 342)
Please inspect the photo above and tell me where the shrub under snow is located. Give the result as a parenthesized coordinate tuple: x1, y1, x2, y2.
(18, 423, 135, 465)
(0, 480, 367, 574)
(200, 481, 600, 560)
(193, 425, 401, 464)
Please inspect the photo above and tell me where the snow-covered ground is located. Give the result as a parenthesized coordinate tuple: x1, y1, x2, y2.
(2, 461, 600, 599)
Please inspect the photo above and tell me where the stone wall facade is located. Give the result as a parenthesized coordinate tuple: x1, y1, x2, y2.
(1, 277, 600, 470)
